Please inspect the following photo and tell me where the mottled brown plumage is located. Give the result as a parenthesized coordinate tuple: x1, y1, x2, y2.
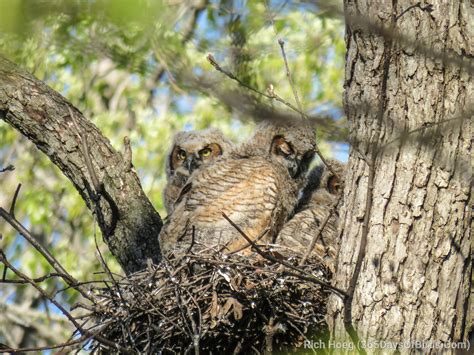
(276, 159, 346, 268)
(163, 128, 233, 215)
(159, 119, 316, 255)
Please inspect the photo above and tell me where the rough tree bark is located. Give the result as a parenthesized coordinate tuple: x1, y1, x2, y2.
(0, 56, 162, 274)
(329, 0, 472, 349)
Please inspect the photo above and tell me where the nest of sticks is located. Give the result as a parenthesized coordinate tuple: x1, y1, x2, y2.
(84, 246, 332, 354)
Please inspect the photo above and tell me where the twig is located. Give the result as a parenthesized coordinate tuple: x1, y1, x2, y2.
(0, 206, 91, 301)
(0, 251, 133, 353)
(299, 194, 342, 265)
(278, 39, 304, 117)
(275, 38, 339, 179)
(0, 272, 64, 284)
(224, 227, 270, 254)
(0, 164, 15, 173)
(207, 54, 307, 118)
(184, 289, 201, 355)
(9, 183, 21, 218)
(93, 220, 127, 308)
(0, 334, 92, 354)
(221, 212, 347, 298)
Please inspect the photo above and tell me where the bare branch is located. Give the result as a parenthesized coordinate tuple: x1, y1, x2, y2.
(9, 183, 21, 218)
(0, 55, 163, 274)
(0, 206, 90, 300)
(0, 251, 133, 353)
(0, 164, 14, 173)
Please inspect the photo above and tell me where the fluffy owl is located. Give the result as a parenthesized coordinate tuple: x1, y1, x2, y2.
(163, 128, 233, 215)
(275, 159, 346, 268)
(158, 119, 316, 256)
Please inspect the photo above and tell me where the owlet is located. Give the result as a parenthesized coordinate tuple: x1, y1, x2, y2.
(276, 159, 346, 269)
(163, 128, 233, 214)
(159, 119, 316, 255)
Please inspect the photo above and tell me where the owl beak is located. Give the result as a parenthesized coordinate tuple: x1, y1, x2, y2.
(291, 155, 312, 179)
(288, 159, 299, 178)
(184, 155, 200, 173)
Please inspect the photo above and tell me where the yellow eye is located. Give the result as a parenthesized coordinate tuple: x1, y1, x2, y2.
(200, 148, 212, 158)
(177, 149, 187, 160)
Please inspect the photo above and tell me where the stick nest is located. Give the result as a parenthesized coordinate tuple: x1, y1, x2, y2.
(85, 247, 331, 353)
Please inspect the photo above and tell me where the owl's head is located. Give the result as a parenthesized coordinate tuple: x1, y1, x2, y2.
(298, 159, 346, 209)
(166, 128, 233, 178)
(317, 159, 346, 196)
(242, 119, 316, 180)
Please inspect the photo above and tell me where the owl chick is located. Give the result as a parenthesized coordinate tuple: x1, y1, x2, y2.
(276, 159, 346, 268)
(163, 128, 233, 215)
(159, 119, 316, 256)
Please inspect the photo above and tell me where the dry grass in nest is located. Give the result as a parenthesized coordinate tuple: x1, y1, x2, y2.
(83, 247, 332, 354)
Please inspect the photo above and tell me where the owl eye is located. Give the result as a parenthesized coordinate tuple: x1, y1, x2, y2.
(177, 149, 187, 160)
(199, 147, 212, 158)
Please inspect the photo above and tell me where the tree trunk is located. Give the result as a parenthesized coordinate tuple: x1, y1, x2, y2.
(329, 0, 472, 349)
(0, 56, 163, 274)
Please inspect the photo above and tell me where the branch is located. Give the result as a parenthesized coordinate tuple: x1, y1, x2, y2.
(0, 55, 162, 274)
(0, 251, 134, 353)
(207, 53, 341, 178)
(0, 334, 92, 354)
(0, 206, 91, 301)
(0, 164, 15, 173)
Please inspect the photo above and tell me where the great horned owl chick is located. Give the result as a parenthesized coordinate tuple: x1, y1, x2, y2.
(163, 128, 233, 214)
(159, 119, 316, 256)
(276, 159, 346, 269)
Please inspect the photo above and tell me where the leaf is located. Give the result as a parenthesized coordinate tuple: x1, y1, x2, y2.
(221, 297, 243, 321)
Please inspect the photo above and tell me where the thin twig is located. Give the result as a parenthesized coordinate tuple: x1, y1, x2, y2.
(0, 272, 64, 284)
(0, 334, 92, 354)
(221, 212, 347, 298)
(0, 164, 15, 173)
(9, 183, 21, 218)
(276, 37, 339, 179)
(299, 194, 342, 266)
(93, 218, 127, 307)
(207, 54, 307, 118)
(0, 207, 91, 301)
(278, 38, 304, 117)
(0, 251, 133, 353)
